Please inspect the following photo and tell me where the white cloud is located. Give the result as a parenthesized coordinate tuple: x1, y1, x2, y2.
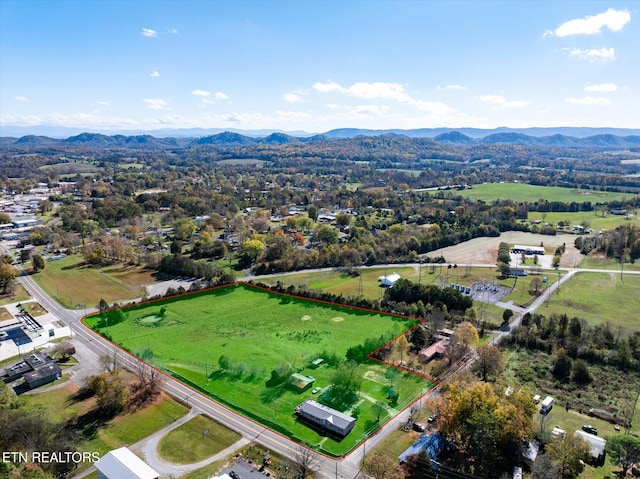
(282, 93, 302, 103)
(478, 94, 531, 108)
(141, 28, 157, 38)
(565, 96, 611, 105)
(192, 89, 211, 97)
(15, 96, 29, 102)
(584, 83, 618, 92)
(97, 101, 110, 106)
(566, 47, 616, 61)
(150, 70, 160, 78)
(168, 28, 178, 34)
(554, 8, 631, 37)
(214, 92, 228, 100)
(440, 84, 467, 91)
(143, 98, 170, 110)
(313, 80, 345, 93)
(313, 80, 456, 114)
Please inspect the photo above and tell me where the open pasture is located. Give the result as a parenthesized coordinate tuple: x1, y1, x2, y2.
(33, 254, 154, 308)
(84, 283, 432, 456)
(527, 210, 639, 232)
(453, 182, 636, 203)
(543, 272, 640, 333)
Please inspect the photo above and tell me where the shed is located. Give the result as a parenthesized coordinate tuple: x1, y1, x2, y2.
(378, 273, 401, 287)
(574, 430, 606, 466)
(95, 447, 159, 479)
(288, 373, 315, 392)
(295, 400, 356, 437)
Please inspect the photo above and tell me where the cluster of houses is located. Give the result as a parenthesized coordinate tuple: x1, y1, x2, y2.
(0, 187, 49, 240)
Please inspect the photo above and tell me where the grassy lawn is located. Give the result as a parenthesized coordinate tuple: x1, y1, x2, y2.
(527, 210, 639, 232)
(542, 272, 640, 333)
(82, 394, 188, 458)
(84, 284, 434, 456)
(453, 183, 636, 203)
(579, 254, 640, 272)
(260, 266, 419, 300)
(158, 415, 241, 464)
(21, 383, 95, 423)
(21, 383, 188, 473)
(0, 284, 30, 306)
(32, 254, 155, 308)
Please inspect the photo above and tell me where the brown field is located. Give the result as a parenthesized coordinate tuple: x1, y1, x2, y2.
(426, 232, 584, 267)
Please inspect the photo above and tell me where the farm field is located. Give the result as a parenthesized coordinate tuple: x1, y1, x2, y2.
(32, 254, 155, 308)
(258, 266, 420, 300)
(83, 283, 433, 456)
(452, 182, 636, 203)
(423, 231, 584, 267)
(527, 210, 639, 232)
(578, 255, 640, 272)
(543, 272, 640, 333)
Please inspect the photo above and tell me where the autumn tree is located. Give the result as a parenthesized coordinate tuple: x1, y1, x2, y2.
(474, 344, 504, 382)
(436, 376, 535, 477)
(395, 334, 410, 365)
(86, 369, 129, 415)
(456, 321, 479, 346)
(0, 261, 19, 294)
(546, 434, 590, 479)
(362, 453, 404, 479)
(238, 238, 265, 267)
(31, 253, 45, 272)
(404, 450, 434, 479)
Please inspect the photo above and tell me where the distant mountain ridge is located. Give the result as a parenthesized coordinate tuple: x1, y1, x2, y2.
(2, 125, 640, 140)
(1, 129, 640, 149)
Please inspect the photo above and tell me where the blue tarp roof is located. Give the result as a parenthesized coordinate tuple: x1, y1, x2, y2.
(399, 433, 444, 463)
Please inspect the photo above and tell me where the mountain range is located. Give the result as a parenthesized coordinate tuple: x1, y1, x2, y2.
(1, 129, 640, 150)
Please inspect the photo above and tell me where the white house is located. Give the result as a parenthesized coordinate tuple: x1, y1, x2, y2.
(95, 447, 159, 479)
(378, 272, 401, 287)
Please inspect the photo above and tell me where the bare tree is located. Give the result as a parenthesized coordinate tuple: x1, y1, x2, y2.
(293, 446, 318, 479)
(100, 348, 119, 372)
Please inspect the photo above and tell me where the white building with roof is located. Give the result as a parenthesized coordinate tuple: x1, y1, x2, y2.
(378, 272, 401, 287)
(95, 447, 159, 479)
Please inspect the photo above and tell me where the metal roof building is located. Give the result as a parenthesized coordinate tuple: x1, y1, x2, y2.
(296, 400, 356, 437)
(95, 447, 159, 479)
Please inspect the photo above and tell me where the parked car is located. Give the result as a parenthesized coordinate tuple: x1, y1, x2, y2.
(582, 425, 598, 435)
(428, 415, 438, 423)
(312, 387, 321, 394)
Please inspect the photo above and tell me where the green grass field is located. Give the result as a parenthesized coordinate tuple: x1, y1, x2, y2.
(158, 415, 241, 464)
(542, 272, 640, 333)
(33, 254, 154, 308)
(527, 210, 639, 232)
(454, 183, 636, 203)
(84, 283, 434, 456)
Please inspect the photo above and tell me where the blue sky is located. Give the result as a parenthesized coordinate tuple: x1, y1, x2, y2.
(1, 0, 638, 133)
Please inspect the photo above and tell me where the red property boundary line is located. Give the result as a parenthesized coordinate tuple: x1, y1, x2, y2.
(80, 281, 440, 457)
